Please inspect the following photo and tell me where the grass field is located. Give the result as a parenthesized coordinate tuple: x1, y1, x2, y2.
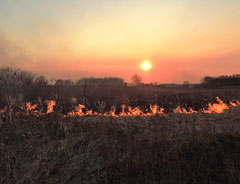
(2, 85, 240, 114)
(1, 76, 240, 183)
(1, 107, 240, 183)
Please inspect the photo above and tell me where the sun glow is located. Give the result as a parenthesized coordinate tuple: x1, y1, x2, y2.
(141, 60, 152, 71)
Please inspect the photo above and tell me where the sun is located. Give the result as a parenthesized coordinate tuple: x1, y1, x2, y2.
(141, 60, 152, 71)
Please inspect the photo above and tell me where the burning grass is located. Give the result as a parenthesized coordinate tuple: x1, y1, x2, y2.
(22, 97, 240, 117)
(1, 96, 240, 183)
(1, 67, 240, 183)
(0, 109, 240, 183)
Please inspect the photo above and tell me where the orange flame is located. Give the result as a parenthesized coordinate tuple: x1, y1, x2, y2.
(230, 100, 240, 107)
(230, 102, 237, 107)
(174, 106, 197, 114)
(119, 105, 127, 116)
(202, 97, 229, 113)
(26, 102, 37, 115)
(67, 104, 165, 117)
(17, 97, 240, 117)
(150, 105, 164, 115)
(60, 97, 240, 117)
(127, 106, 142, 116)
(86, 109, 93, 116)
(45, 100, 56, 114)
(75, 104, 85, 116)
(109, 107, 117, 117)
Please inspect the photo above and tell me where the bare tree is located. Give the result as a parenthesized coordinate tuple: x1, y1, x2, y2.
(131, 74, 142, 86)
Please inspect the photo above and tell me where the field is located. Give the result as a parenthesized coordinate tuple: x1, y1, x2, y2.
(2, 84, 240, 114)
(1, 0, 240, 182)
(1, 86, 240, 183)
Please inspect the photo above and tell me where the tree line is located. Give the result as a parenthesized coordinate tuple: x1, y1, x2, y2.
(1, 67, 240, 89)
(201, 74, 240, 87)
(55, 77, 126, 86)
(0, 67, 126, 86)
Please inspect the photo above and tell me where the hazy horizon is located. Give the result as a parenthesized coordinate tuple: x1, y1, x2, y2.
(0, 0, 240, 83)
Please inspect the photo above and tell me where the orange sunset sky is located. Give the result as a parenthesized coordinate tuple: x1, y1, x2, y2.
(0, 0, 240, 83)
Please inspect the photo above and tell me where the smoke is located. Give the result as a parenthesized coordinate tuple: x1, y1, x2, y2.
(0, 32, 33, 68)
(1, 31, 239, 84)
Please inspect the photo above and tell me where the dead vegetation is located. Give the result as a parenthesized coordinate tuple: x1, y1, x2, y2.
(0, 67, 240, 183)
(0, 109, 240, 183)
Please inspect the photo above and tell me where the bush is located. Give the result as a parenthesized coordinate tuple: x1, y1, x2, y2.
(0, 66, 48, 100)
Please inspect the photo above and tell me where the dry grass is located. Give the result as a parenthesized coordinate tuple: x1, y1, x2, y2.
(1, 108, 240, 184)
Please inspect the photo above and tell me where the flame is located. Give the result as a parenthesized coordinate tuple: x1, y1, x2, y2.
(66, 104, 165, 117)
(230, 102, 237, 107)
(150, 105, 164, 115)
(68, 104, 165, 117)
(127, 107, 140, 116)
(5, 97, 240, 117)
(86, 109, 93, 116)
(109, 107, 117, 117)
(202, 97, 229, 113)
(230, 101, 240, 107)
(75, 104, 85, 116)
(26, 102, 37, 115)
(119, 105, 127, 116)
(45, 100, 56, 114)
(174, 106, 197, 114)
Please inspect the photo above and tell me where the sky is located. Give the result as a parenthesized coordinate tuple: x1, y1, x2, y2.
(0, 0, 240, 83)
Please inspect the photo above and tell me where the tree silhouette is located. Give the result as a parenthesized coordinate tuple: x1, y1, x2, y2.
(201, 74, 240, 87)
(131, 74, 142, 86)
